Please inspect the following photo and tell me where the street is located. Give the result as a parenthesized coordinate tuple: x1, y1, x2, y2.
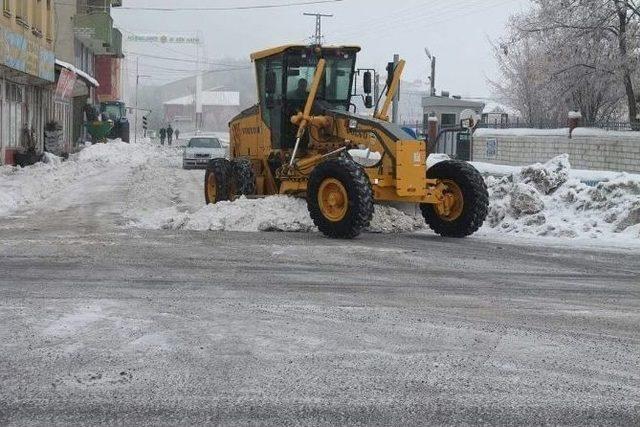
(2, 0, 640, 424)
(1, 158, 639, 424)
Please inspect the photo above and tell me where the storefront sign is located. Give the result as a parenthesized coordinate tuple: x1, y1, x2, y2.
(0, 28, 55, 82)
(127, 33, 201, 45)
(55, 67, 77, 101)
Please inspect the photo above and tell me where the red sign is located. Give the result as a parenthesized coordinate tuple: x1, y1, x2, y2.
(55, 67, 76, 101)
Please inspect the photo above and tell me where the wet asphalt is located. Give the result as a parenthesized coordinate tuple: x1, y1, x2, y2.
(1, 212, 639, 425)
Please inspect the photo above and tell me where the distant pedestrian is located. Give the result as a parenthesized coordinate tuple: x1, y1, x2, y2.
(166, 125, 174, 146)
(174, 129, 180, 141)
(159, 127, 166, 145)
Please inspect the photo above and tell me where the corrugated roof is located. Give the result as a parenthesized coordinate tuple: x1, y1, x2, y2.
(163, 91, 240, 106)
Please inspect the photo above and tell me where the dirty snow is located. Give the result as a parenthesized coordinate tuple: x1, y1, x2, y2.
(482, 155, 640, 240)
(132, 196, 425, 234)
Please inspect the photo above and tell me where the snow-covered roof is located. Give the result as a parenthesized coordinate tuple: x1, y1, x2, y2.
(164, 91, 240, 106)
(422, 95, 484, 109)
(55, 59, 100, 87)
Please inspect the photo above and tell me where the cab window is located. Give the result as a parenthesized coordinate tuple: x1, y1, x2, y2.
(256, 56, 284, 126)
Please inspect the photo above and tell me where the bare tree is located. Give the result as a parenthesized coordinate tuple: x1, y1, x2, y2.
(493, 0, 639, 128)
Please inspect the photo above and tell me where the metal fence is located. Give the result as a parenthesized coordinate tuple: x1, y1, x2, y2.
(477, 120, 640, 131)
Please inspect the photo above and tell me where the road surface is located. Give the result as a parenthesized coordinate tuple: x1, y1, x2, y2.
(0, 149, 639, 425)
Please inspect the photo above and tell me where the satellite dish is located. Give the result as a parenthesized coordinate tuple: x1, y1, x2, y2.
(460, 109, 480, 129)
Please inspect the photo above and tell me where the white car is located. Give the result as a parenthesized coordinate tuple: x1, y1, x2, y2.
(182, 136, 227, 169)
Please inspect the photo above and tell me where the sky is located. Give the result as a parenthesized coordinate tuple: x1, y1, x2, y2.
(113, 0, 531, 100)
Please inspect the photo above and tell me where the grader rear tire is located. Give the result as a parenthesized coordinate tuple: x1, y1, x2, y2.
(307, 158, 374, 239)
(232, 158, 256, 196)
(204, 158, 232, 204)
(420, 160, 488, 237)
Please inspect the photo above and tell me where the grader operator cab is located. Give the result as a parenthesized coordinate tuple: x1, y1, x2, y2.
(205, 45, 488, 239)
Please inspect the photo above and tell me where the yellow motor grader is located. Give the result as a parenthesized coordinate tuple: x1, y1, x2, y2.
(205, 44, 488, 239)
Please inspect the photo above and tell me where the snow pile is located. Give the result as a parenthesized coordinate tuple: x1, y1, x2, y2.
(519, 153, 570, 194)
(133, 196, 424, 234)
(0, 141, 154, 216)
(484, 155, 640, 239)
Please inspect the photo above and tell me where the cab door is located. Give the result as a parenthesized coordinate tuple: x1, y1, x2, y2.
(256, 56, 284, 149)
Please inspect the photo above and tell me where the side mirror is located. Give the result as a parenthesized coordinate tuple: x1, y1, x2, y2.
(363, 71, 372, 94)
(386, 62, 394, 88)
(266, 71, 277, 95)
(365, 95, 373, 109)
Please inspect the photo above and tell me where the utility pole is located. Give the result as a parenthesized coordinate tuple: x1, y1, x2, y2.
(303, 13, 333, 45)
(195, 31, 203, 131)
(425, 47, 436, 97)
(134, 57, 150, 144)
(135, 57, 139, 144)
(391, 54, 400, 124)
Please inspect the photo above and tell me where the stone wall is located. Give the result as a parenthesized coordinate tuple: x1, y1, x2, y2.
(472, 128, 640, 173)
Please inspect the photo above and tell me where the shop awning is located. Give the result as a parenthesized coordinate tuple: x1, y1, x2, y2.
(55, 59, 100, 88)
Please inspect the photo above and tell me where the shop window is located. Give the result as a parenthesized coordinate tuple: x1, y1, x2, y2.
(441, 113, 457, 128)
(5, 82, 25, 148)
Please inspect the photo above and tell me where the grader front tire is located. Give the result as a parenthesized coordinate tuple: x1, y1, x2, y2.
(307, 158, 374, 239)
(204, 158, 232, 204)
(420, 160, 489, 238)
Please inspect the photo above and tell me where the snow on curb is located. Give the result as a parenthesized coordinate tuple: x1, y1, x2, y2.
(0, 140, 155, 217)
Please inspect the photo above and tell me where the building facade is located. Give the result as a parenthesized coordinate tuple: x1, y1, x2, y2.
(0, 0, 56, 165)
(53, 0, 123, 150)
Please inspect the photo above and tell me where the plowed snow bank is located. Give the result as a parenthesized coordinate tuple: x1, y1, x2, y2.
(0, 140, 153, 216)
(484, 155, 640, 239)
(133, 196, 425, 234)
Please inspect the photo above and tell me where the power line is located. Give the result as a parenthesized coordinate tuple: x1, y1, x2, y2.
(125, 51, 248, 68)
(111, 0, 344, 12)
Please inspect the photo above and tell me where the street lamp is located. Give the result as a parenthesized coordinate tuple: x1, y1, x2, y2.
(134, 56, 151, 144)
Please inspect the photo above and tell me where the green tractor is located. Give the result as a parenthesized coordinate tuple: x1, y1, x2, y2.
(100, 101, 130, 143)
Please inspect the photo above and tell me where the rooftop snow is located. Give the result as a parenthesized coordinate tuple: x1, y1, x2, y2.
(55, 59, 99, 87)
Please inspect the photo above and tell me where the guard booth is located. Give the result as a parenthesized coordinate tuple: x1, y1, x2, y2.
(423, 94, 483, 161)
(434, 128, 472, 161)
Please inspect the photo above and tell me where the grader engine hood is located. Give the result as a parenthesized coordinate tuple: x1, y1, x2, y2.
(323, 106, 415, 142)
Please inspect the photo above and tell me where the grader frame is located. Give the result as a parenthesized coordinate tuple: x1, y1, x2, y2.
(205, 44, 488, 238)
